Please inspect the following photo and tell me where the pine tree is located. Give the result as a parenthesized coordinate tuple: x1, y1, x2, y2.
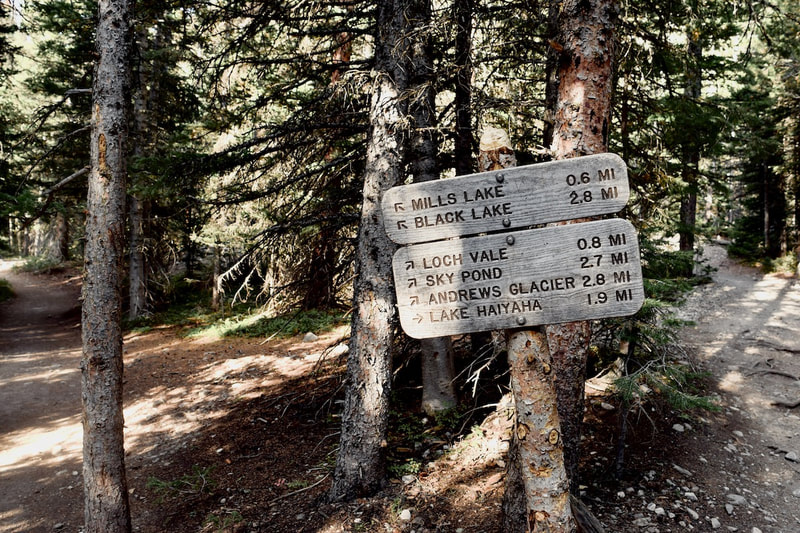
(329, 0, 410, 501)
(81, 0, 133, 530)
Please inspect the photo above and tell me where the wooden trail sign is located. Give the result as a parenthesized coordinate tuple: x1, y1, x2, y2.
(383, 153, 629, 244)
(393, 218, 644, 339)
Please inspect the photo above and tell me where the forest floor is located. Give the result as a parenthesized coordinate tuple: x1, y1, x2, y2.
(1, 243, 799, 533)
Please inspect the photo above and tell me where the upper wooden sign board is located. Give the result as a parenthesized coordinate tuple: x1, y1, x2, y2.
(383, 153, 629, 244)
(393, 218, 644, 339)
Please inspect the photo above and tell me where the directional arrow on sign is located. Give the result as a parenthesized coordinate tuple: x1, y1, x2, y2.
(393, 218, 644, 339)
(382, 153, 629, 244)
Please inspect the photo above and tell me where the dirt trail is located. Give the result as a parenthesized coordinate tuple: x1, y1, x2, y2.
(0, 261, 84, 533)
(667, 244, 800, 532)
(0, 245, 798, 533)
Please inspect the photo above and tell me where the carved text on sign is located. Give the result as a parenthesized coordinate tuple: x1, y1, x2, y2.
(383, 153, 629, 244)
(393, 218, 644, 338)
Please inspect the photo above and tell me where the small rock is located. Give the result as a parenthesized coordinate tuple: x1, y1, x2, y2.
(655, 507, 665, 517)
(752, 528, 762, 533)
(647, 503, 657, 512)
(295, 513, 305, 520)
(302, 332, 319, 342)
(600, 402, 615, 411)
(785, 451, 799, 462)
(732, 430, 744, 438)
(672, 423, 685, 433)
(686, 508, 700, 520)
(53, 524, 64, 531)
(617, 491, 626, 499)
(792, 488, 800, 498)
(725, 504, 734, 515)
(402, 475, 415, 485)
(685, 491, 698, 502)
(673, 464, 692, 477)
(399, 509, 412, 521)
(633, 517, 650, 527)
(711, 517, 721, 529)
(726, 494, 747, 506)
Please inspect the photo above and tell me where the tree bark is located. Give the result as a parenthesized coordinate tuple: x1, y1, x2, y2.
(679, 0, 701, 263)
(328, 0, 409, 502)
(128, 194, 147, 319)
(128, 19, 166, 320)
(81, 0, 133, 531)
(503, 330, 575, 533)
(486, 128, 576, 532)
(542, 0, 561, 150)
(453, 0, 474, 177)
(471, 128, 516, 359)
(547, 0, 619, 494)
(407, 0, 458, 415)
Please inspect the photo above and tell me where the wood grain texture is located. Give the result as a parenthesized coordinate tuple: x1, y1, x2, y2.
(394, 218, 643, 338)
(383, 153, 628, 244)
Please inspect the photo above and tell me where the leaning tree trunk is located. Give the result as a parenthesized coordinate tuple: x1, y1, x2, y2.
(547, 0, 619, 495)
(81, 0, 133, 531)
(328, 0, 410, 502)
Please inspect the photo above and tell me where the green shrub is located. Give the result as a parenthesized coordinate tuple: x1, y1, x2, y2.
(146, 465, 216, 503)
(0, 278, 13, 303)
(15, 256, 64, 274)
(225, 308, 347, 338)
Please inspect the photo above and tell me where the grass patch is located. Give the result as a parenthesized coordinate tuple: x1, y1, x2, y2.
(204, 510, 244, 531)
(189, 308, 347, 339)
(14, 256, 69, 275)
(0, 278, 13, 303)
(761, 252, 798, 275)
(146, 465, 216, 503)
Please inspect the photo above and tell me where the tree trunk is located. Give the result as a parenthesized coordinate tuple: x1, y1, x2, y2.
(503, 330, 575, 533)
(128, 20, 165, 320)
(328, 0, 409, 502)
(485, 128, 576, 532)
(407, 0, 458, 415)
(794, 128, 800, 273)
(542, 0, 561, 150)
(679, 0, 701, 264)
(763, 162, 786, 259)
(128, 194, 147, 319)
(547, 0, 619, 494)
(81, 0, 133, 531)
(453, 0, 474, 177)
(471, 128, 516, 359)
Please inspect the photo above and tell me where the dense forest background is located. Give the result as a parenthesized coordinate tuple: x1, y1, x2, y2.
(1, 0, 799, 530)
(1, 0, 797, 313)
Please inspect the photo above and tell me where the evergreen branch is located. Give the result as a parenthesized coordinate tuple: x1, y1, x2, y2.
(17, 124, 91, 193)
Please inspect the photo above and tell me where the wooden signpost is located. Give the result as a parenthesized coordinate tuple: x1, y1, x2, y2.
(393, 218, 644, 338)
(383, 153, 629, 244)
(383, 153, 644, 338)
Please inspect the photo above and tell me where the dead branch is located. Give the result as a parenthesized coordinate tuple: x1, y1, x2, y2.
(746, 369, 800, 381)
(266, 473, 330, 505)
(771, 399, 800, 409)
(755, 340, 800, 355)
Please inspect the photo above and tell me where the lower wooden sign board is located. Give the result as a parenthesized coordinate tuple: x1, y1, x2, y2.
(393, 218, 644, 339)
